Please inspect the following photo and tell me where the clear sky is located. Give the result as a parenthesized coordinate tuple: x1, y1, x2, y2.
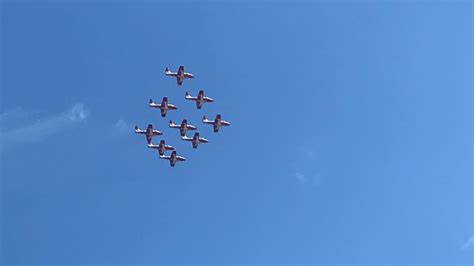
(1, 1, 472, 264)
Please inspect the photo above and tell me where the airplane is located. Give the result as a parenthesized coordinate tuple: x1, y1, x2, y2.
(149, 97, 178, 117)
(147, 140, 175, 156)
(134, 124, 162, 144)
(169, 119, 197, 137)
(165, 65, 194, 85)
(185, 90, 214, 109)
(181, 132, 209, 149)
(160, 151, 186, 167)
(202, 114, 231, 133)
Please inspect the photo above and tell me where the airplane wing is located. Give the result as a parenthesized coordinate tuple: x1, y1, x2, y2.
(181, 136, 193, 141)
(165, 72, 177, 77)
(169, 121, 180, 128)
(165, 67, 177, 76)
(185, 92, 196, 100)
(147, 143, 159, 149)
(202, 116, 212, 124)
(203, 96, 214, 102)
(134, 126, 146, 134)
(149, 99, 160, 108)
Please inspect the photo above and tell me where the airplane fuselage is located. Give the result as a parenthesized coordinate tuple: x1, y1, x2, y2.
(170, 155, 177, 165)
(180, 124, 187, 136)
(177, 73, 184, 84)
(192, 136, 199, 148)
(197, 95, 204, 104)
(146, 129, 153, 142)
(158, 144, 166, 155)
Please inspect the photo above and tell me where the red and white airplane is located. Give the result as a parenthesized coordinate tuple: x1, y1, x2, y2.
(160, 151, 186, 167)
(169, 119, 197, 137)
(202, 114, 231, 133)
(181, 132, 209, 149)
(149, 97, 178, 117)
(165, 65, 194, 85)
(134, 124, 162, 144)
(147, 140, 175, 156)
(185, 90, 214, 109)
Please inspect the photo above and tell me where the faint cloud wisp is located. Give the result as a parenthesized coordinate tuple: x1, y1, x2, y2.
(0, 103, 90, 146)
(111, 119, 132, 137)
(461, 235, 474, 250)
(292, 147, 326, 187)
(295, 172, 307, 183)
(306, 150, 316, 161)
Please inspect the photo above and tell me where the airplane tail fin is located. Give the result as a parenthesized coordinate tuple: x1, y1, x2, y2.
(149, 98, 154, 104)
(182, 119, 188, 125)
(162, 97, 168, 103)
(165, 67, 169, 73)
(169, 120, 174, 126)
(195, 132, 200, 138)
(134, 125, 139, 131)
(202, 116, 207, 122)
(198, 90, 204, 96)
(160, 140, 165, 145)
(185, 91, 190, 97)
(216, 114, 221, 120)
(147, 124, 153, 130)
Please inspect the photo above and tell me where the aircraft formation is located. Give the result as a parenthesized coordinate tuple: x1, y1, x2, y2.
(134, 65, 231, 167)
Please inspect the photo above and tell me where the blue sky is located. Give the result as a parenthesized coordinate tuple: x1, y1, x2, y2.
(1, 1, 472, 264)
